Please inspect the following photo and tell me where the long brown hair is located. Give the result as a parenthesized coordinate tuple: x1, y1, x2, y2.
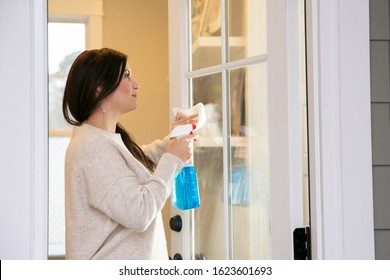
(62, 48, 156, 172)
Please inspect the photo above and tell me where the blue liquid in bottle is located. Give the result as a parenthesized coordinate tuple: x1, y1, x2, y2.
(172, 166, 200, 210)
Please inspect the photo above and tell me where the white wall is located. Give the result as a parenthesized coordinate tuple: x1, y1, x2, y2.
(0, 0, 48, 259)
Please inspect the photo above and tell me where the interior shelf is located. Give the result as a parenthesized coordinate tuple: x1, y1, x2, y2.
(192, 36, 245, 51)
(195, 136, 248, 148)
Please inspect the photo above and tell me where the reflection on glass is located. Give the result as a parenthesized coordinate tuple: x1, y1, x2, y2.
(192, 73, 225, 259)
(229, 64, 270, 259)
(229, 0, 266, 61)
(191, 0, 222, 70)
(191, 64, 270, 260)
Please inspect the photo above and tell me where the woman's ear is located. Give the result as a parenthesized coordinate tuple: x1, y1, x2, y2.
(95, 85, 102, 97)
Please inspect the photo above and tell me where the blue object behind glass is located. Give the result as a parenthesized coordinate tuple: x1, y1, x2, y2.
(172, 166, 200, 210)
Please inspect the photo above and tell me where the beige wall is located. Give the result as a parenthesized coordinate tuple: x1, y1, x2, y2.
(103, 0, 170, 145)
(103, 0, 172, 255)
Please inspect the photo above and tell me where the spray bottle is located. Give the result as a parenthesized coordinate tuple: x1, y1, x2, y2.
(170, 103, 206, 210)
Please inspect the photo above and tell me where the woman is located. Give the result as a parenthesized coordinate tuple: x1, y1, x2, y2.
(62, 48, 197, 259)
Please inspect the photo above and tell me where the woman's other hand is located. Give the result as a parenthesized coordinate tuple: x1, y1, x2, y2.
(172, 112, 198, 130)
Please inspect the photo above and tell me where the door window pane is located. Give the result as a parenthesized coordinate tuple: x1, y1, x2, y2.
(185, 0, 308, 260)
(191, 0, 222, 70)
(229, 64, 270, 259)
(228, 0, 266, 62)
(192, 73, 224, 259)
(189, 0, 270, 261)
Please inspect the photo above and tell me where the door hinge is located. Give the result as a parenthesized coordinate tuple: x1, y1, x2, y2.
(293, 227, 311, 260)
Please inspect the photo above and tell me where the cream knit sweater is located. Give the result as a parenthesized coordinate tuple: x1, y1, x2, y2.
(64, 124, 183, 259)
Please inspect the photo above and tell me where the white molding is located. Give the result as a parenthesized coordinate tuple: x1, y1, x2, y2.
(338, 0, 374, 259)
(30, 0, 49, 260)
(306, 0, 375, 259)
(0, 0, 48, 259)
(168, 0, 193, 260)
(168, 0, 190, 111)
(268, 0, 310, 260)
(307, 0, 345, 259)
(267, 0, 294, 260)
(287, 0, 307, 237)
(305, 0, 324, 260)
(184, 54, 267, 78)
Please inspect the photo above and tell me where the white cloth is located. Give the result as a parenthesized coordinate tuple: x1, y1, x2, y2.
(170, 102, 207, 138)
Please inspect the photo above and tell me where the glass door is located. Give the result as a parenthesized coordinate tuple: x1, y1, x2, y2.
(191, 0, 269, 260)
(168, 0, 309, 260)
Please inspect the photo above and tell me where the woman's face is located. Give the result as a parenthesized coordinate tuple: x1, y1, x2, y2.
(109, 65, 140, 114)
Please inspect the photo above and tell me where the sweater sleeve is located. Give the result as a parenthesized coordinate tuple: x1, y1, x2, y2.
(83, 139, 183, 232)
(141, 135, 170, 164)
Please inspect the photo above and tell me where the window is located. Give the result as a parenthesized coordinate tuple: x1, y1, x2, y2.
(48, 22, 85, 258)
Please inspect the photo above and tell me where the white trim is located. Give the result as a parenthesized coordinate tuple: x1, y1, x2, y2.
(305, 0, 323, 260)
(184, 54, 267, 78)
(338, 0, 374, 259)
(267, 0, 311, 260)
(308, 0, 345, 259)
(287, 0, 306, 231)
(220, 0, 233, 260)
(306, 0, 375, 259)
(0, 0, 48, 259)
(168, 0, 194, 260)
(168, 0, 190, 111)
(30, 0, 49, 259)
(267, 0, 295, 259)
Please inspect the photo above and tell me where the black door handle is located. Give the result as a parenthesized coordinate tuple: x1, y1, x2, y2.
(170, 215, 182, 232)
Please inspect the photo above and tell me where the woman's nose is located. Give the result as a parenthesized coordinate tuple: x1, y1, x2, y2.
(133, 80, 141, 90)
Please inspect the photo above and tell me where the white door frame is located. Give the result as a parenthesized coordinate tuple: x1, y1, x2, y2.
(0, 0, 48, 259)
(306, 0, 374, 259)
(168, 0, 308, 259)
(0, 0, 375, 260)
(168, 0, 375, 260)
(267, 0, 306, 259)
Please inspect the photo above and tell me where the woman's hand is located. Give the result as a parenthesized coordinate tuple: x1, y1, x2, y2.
(172, 112, 198, 130)
(167, 134, 198, 163)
